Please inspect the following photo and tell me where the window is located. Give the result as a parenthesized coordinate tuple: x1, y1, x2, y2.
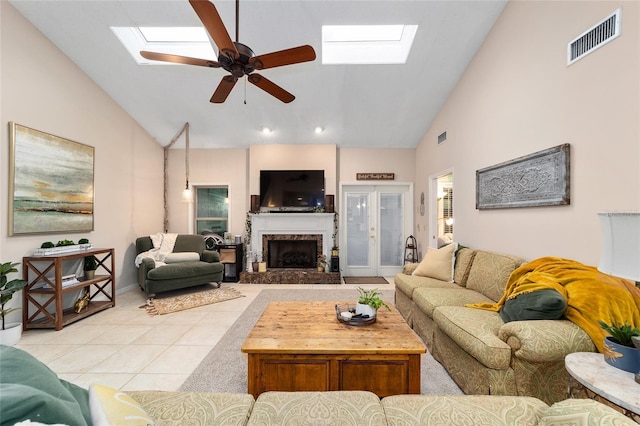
(195, 186, 228, 235)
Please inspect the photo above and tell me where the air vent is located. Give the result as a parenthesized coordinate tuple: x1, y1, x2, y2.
(437, 131, 447, 144)
(567, 8, 621, 65)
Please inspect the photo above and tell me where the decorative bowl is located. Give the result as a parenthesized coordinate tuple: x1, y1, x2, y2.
(335, 304, 376, 326)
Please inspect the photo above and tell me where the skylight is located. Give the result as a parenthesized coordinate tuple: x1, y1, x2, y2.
(112, 27, 216, 64)
(322, 25, 418, 65)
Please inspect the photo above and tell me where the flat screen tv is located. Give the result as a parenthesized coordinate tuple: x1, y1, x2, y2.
(260, 170, 325, 210)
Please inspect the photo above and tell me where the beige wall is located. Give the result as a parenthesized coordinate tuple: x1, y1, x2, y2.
(414, 1, 640, 265)
(162, 146, 416, 238)
(338, 148, 416, 184)
(166, 148, 248, 236)
(0, 1, 164, 313)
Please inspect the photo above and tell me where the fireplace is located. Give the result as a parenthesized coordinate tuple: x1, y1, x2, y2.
(263, 234, 322, 269)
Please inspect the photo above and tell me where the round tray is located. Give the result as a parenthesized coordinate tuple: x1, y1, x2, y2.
(335, 304, 376, 326)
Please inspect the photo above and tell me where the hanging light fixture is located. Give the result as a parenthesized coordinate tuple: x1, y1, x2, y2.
(181, 123, 192, 203)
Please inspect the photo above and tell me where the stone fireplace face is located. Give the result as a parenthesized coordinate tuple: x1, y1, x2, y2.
(263, 234, 322, 269)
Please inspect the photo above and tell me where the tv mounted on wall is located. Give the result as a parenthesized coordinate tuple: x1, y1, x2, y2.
(260, 170, 325, 211)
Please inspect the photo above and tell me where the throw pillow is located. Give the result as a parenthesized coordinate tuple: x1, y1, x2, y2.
(499, 289, 567, 322)
(164, 252, 200, 263)
(89, 384, 156, 426)
(0, 345, 90, 426)
(412, 243, 458, 282)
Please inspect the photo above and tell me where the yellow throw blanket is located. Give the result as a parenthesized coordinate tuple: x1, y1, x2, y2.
(467, 256, 640, 353)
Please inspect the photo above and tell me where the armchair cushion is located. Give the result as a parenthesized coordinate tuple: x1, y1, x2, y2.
(164, 252, 200, 263)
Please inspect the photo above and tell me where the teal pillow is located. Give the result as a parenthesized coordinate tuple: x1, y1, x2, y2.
(499, 289, 567, 322)
(0, 345, 90, 426)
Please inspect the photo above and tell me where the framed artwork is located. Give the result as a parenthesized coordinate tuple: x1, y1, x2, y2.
(476, 144, 570, 210)
(8, 122, 94, 235)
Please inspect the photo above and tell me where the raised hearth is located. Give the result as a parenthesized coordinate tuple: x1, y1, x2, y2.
(239, 270, 341, 284)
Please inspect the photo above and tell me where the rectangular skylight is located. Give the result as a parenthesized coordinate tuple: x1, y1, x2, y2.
(322, 25, 418, 65)
(112, 27, 216, 64)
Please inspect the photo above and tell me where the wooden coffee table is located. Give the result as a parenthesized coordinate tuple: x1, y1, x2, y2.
(241, 301, 426, 397)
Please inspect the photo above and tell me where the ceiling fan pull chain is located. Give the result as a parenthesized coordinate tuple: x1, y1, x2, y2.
(244, 77, 247, 104)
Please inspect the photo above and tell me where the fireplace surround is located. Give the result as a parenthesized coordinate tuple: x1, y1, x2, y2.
(249, 213, 335, 263)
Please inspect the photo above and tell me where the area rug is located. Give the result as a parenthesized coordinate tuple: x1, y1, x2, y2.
(179, 288, 462, 395)
(144, 286, 244, 316)
(343, 276, 389, 285)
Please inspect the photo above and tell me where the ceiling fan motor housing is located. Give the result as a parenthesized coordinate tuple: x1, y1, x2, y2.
(219, 42, 256, 77)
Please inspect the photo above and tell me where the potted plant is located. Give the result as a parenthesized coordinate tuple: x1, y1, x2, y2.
(356, 287, 390, 318)
(83, 255, 98, 280)
(598, 320, 640, 373)
(0, 261, 28, 346)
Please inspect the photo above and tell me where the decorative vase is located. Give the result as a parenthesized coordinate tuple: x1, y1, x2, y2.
(0, 322, 23, 346)
(603, 336, 640, 373)
(252, 262, 259, 273)
(355, 303, 377, 318)
(317, 266, 324, 272)
(85, 270, 95, 280)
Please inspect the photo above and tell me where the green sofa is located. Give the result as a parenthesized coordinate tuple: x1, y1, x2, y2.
(395, 247, 596, 405)
(135, 234, 224, 297)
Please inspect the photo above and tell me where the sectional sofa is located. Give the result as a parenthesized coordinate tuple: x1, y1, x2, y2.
(394, 245, 597, 404)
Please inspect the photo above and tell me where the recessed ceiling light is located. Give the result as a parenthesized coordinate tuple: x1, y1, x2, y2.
(314, 126, 324, 134)
(262, 127, 272, 135)
(322, 25, 418, 65)
(111, 27, 216, 64)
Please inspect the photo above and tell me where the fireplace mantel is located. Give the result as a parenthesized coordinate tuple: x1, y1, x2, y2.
(249, 213, 335, 261)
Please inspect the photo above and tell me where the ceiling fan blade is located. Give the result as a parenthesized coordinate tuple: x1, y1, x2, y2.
(140, 51, 221, 68)
(210, 75, 238, 103)
(189, 0, 239, 60)
(250, 45, 316, 70)
(248, 73, 295, 103)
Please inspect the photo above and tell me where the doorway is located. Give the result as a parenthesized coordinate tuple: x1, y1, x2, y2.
(340, 183, 413, 277)
(429, 171, 454, 248)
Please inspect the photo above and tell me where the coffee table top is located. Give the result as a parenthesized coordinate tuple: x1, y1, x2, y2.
(241, 301, 426, 355)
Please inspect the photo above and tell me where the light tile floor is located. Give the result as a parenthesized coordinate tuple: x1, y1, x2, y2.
(16, 281, 395, 392)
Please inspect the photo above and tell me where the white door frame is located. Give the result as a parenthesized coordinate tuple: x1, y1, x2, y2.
(339, 181, 414, 276)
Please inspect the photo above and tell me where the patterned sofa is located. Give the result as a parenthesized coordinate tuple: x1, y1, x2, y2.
(2, 345, 633, 425)
(394, 246, 596, 404)
(129, 390, 634, 425)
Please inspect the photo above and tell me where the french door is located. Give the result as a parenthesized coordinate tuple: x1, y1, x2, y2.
(340, 183, 413, 277)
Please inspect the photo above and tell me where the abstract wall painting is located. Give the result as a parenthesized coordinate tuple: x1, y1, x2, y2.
(8, 122, 94, 235)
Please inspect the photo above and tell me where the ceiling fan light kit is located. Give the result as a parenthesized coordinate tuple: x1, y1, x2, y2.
(141, 0, 316, 104)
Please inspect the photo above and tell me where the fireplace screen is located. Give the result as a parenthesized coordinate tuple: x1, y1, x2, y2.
(267, 240, 317, 269)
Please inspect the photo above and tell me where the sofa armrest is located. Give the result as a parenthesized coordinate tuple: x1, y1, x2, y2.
(202, 250, 221, 263)
(402, 263, 419, 275)
(137, 258, 155, 290)
(498, 320, 596, 362)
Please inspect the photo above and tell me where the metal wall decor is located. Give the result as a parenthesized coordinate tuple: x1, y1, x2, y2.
(476, 144, 570, 210)
(8, 122, 95, 235)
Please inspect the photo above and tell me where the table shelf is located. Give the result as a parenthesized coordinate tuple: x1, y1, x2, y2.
(23, 248, 115, 331)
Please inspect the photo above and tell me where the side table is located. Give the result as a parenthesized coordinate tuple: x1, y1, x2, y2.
(565, 352, 639, 422)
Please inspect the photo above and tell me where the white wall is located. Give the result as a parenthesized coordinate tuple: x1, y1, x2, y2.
(0, 2, 164, 322)
(414, 1, 640, 265)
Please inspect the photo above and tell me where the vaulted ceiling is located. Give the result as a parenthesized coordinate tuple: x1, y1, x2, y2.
(9, 0, 507, 149)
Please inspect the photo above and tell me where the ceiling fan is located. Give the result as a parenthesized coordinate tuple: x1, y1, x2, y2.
(140, 0, 316, 103)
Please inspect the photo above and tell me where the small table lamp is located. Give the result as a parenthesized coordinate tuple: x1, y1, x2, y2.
(598, 212, 640, 287)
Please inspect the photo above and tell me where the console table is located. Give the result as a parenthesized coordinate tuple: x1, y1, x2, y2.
(565, 352, 640, 422)
(22, 248, 115, 331)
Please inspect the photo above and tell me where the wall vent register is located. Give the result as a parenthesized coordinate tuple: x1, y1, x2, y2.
(567, 8, 621, 65)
